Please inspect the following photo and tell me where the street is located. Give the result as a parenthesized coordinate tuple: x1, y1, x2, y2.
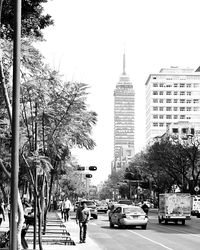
(80, 210, 200, 250)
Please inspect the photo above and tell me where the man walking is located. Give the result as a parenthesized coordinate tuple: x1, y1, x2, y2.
(76, 201, 90, 243)
(62, 197, 72, 222)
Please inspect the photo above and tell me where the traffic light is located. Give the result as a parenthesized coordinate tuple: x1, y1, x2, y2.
(85, 174, 92, 178)
(77, 166, 85, 171)
(88, 166, 97, 171)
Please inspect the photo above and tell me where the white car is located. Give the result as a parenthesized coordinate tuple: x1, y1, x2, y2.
(97, 203, 108, 213)
(109, 205, 148, 229)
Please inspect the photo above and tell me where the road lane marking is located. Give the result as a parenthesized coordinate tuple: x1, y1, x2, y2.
(128, 230, 174, 250)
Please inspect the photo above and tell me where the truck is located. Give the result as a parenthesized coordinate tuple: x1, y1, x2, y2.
(191, 195, 200, 218)
(158, 193, 191, 225)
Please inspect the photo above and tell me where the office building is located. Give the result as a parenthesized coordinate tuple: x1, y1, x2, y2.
(145, 67, 200, 144)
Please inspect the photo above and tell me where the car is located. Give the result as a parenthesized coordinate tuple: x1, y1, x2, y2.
(118, 200, 133, 205)
(77, 200, 98, 219)
(109, 205, 148, 229)
(108, 203, 125, 221)
(97, 202, 108, 213)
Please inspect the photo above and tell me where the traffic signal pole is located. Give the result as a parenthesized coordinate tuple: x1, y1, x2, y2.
(10, 1, 21, 249)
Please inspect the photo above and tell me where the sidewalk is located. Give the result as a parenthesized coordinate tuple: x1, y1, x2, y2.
(50, 211, 102, 250)
(0, 211, 102, 250)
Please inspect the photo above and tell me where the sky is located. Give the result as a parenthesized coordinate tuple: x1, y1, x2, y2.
(37, 0, 200, 185)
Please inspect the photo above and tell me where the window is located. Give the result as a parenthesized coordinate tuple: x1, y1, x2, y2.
(153, 99, 158, 103)
(180, 99, 185, 103)
(159, 115, 164, 119)
(174, 115, 178, 119)
(153, 91, 158, 95)
(159, 91, 163, 95)
(159, 123, 164, 127)
(180, 115, 185, 119)
(174, 91, 178, 95)
(180, 92, 185, 95)
(194, 107, 199, 111)
(187, 92, 191, 96)
(166, 107, 172, 111)
(182, 128, 187, 133)
(166, 91, 171, 95)
(160, 83, 164, 87)
(191, 128, 195, 135)
(153, 107, 158, 111)
(166, 99, 172, 103)
(193, 99, 199, 103)
(172, 128, 178, 133)
(187, 107, 191, 111)
(153, 123, 158, 127)
(153, 115, 158, 119)
(186, 84, 191, 88)
(159, 99, 164, 103)
(180, 83, 185, 88)
(180, 107, 185, 111)
(174, 99, 178, 103)
(153, 83, 158, 87)
(174, 107, 178, 111)
(174, 83, 178, 87)
(159, 107, 164, 111)
(187, 99, 191, 103)
(166, 115, 172, 119)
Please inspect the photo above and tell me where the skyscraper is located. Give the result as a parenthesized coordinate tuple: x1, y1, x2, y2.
(112, 53, 135, 172)
(145, 66, 200, 144)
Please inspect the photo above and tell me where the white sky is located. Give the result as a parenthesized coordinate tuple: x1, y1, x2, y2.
(37, 0, 200, 184)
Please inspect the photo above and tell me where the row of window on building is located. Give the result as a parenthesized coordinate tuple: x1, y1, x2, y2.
(152, 91, 200, 96)
(152, 83, 200, 88)
(152, 106, 199, 111)
(153, 98, 199, 103)
(153, 118, 192, 127)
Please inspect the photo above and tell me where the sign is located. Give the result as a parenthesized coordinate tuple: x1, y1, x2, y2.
(194, 186, 199, 192)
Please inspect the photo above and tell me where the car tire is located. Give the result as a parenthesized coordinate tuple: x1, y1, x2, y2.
(142, 224, 147, 230)
(93, 214, 98, 219)
(110, 221, 114, 228)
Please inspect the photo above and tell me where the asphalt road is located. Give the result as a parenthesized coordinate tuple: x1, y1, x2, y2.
(86, 211, 200, 250)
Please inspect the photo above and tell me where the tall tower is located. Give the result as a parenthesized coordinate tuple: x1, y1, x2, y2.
(113, 52, 135, 171)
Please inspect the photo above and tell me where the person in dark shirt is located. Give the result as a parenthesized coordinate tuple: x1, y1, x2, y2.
(76, 201, 90, 243)
(141, 201, 149, 215)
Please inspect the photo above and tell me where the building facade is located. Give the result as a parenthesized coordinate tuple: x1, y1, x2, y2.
(145, 67, 200, 145)
(112, 53, 135, 171)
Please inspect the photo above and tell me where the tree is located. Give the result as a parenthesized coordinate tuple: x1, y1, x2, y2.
(1, 0, 54, 40)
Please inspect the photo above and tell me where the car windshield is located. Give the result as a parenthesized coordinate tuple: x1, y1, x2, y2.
(118, 200, 132, 205)
(81, 201, 95, 206)
(123, 207, 144, 214)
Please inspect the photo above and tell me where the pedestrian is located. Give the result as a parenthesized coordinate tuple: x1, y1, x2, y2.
(0, 201, 5, 226)
(76, 201, 90, 243)
(141, 201, 149, 215)
(62, 197, 72, 222)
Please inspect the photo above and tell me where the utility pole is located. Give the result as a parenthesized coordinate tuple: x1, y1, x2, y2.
(33, 102, 38, 249)
(10, 1, 21, 249)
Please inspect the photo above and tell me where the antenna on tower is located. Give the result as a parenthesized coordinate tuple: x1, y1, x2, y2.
(123, 48, 126, 75)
